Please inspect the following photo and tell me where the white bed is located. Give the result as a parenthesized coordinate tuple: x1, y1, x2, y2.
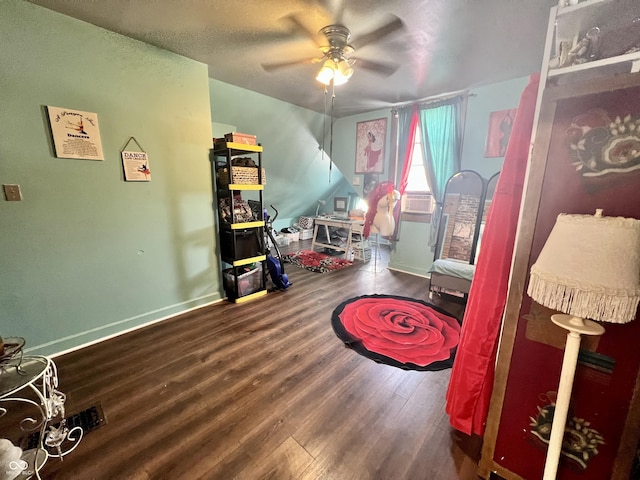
(428, 259, 475, 298)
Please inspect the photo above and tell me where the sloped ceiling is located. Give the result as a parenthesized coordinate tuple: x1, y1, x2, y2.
(27, 0, 556, 117)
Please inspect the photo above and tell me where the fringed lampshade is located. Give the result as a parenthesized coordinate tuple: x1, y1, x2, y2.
(527, 209, 640, 480)
(528, 209, 640, 324)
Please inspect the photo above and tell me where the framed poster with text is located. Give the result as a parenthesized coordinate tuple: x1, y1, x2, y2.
(122, 151, 151, 181)
(47, 106, 104, 160)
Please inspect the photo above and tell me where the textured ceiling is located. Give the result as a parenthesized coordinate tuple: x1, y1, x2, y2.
(27, 0, 556, 117)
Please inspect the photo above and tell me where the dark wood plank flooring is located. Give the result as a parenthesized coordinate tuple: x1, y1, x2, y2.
(41, 240, 482, 479)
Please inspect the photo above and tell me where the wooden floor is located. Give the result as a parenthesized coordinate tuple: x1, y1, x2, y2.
(41, 240, 482, 480)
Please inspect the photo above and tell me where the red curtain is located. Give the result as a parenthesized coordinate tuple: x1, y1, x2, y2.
(445, 73, 540, 436)
(398, 106, 419, 196)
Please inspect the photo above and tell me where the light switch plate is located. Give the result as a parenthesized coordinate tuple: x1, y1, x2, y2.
(3, 184, 22, 201)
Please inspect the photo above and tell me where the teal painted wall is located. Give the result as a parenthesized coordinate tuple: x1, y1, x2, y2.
(0, 0, 218, 355)
(328, 78, 530, 276)
(462, 77, 530, 179)
(209, 79, 354, 232)
(331, 109, 393, 197)
(0, 0, 534, 356)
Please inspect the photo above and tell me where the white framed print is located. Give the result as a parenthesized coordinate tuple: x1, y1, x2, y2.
(47, 106, 104, 160)
(121, 151, 151, 181)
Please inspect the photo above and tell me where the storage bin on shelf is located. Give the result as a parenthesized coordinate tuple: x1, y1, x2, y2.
(223, 266, 262, 297)
(221, 228, 262, 259)
(217, 166, 266, 186)
(218, 197, 257, 224)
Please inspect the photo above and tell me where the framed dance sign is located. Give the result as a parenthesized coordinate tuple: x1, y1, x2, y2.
(355, 118, 387, 174)
(47, 106, 104, 160)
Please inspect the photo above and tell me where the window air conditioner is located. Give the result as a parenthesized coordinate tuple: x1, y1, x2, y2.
(402, 193, 433, 214)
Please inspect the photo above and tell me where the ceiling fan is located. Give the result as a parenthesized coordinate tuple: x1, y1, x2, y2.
(261, 13, 405, 85)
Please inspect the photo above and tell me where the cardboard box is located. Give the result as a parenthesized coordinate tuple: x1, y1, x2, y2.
(224, 132, 257, 145)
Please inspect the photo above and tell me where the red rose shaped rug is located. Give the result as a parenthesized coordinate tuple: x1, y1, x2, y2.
(332, 294, 462, 371)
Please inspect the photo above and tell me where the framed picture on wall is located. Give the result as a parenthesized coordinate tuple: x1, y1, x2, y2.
(484, 108, 517, 158)
(47, 106, 104, 160)
(355, 118, 387, 174)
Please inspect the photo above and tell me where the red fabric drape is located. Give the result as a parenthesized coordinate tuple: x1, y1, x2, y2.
(398, 107, 419, 196)
(445, 73, 540, 436)
(384, 107, 419, 241)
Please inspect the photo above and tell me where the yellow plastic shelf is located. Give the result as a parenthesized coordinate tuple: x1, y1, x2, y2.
(230, 221, 264, 229)
(227, 184, 264, 191)
(233, 289, 268, 303)
(232, 255, 266, 267)
(214, 142, 262, 153)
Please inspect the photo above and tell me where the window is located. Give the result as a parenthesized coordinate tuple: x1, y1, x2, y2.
(402, 123, 433, 216)
(405, 123, 430, 193)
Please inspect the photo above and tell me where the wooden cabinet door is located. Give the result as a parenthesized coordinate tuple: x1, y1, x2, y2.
(479, 72, 640, 480)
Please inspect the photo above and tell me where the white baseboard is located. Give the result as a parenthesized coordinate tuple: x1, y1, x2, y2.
(26, 293, 223, 358)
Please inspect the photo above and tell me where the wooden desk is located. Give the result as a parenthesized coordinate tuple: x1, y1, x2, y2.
(310, 217, 365, 259)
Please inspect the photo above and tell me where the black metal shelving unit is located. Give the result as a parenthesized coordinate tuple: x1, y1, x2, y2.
(212, 141, 267, 303)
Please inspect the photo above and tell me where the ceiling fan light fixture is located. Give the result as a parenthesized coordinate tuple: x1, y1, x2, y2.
(336, 59, 354, 81)
(316, 59, 336, 85)
(315, 58, 353, 86)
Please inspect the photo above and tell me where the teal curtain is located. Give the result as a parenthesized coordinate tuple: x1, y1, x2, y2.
(419, 96, 463, 246)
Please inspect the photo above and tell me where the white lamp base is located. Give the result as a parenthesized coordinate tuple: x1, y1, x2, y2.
(551, 314, 605, 336)
(542, 314, 605, 480)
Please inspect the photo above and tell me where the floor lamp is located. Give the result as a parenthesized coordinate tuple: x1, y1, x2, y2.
(527, 209, 640, 480)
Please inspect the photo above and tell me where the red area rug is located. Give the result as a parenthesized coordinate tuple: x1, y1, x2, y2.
(283, 249, 353, 273)
(332, 294, 462, 371)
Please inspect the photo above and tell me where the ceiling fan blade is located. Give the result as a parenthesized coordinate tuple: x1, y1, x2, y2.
(351, 15, 405, 50)
(354, 58, 400, 77)
(314, 0, 346, 24)
(334, 4, 346, 25)
(282, 13, 323, 46)
(261, 57, 321, 72)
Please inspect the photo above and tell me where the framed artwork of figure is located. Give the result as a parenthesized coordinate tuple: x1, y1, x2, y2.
(485, 108, 517, 158)
(355, 118, 387, 174)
